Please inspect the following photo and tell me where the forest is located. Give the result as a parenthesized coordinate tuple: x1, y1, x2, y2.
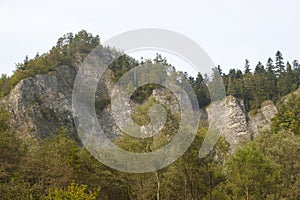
(0, 30, 299, 199)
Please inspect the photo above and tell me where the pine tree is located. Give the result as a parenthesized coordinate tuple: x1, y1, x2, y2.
(243, 72, 255, 110)
(292, 60, 300, 87)
(227, 76, 234, 95)
(275, 51, 285, 75)
(277, 62, 294, 97)
(286, 62, 297, 91)
(271, 95, 300, 135)
(235, 69, 243, 79)
(264, 58, 277, 100)
(217, 65, 223, 76)
(193, 72, 210, 108)
(292, 60, 299, 70)
(254, 62, 266, 75)
(267, 57, 275, 73)
(244, 59, 251, 74)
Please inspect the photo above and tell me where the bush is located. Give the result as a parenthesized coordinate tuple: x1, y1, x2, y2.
(271, 94, 300, 135)
(42, 181, 100, 200)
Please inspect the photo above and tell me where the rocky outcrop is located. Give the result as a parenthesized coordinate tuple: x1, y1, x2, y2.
(1, 65, 116, 140)
(2, 66, 77, 139)
(205, 96, 279, 150)
(152, 89, 180, 115)
(281, 88, 300, 104)
(206, 96, 250, 150)
(249, 101, 278, 137)
(0, 64, 284, 150)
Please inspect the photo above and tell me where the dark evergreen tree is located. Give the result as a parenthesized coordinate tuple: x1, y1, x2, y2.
(244, 59, 251, 74)
(217, 65, 223, 76)
(277, 62, 295, 97)
(267, 57, 275, 73)
(292, 60, 300, 87)
(235, 69, 243, 79)
(193, 72, 210, 108)
(254, 62, 266, 75)
(292, 60, 299, 70)
(275, 51, 285, 75)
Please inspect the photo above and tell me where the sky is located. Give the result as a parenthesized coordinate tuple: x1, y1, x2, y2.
(0, 0, 299, 76)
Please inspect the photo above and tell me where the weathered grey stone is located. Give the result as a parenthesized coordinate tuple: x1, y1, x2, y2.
(0, 64, 288, 151)
(2, 65, 117, 140)
(2, 66, 77, 139)
(206, 95, 250, 151)
(249, 101, 278, 137)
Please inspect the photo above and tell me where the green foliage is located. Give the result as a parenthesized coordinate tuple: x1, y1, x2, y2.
(0, 114, 299, 199)
(95, 94, 111, 111)
(109, 55, 138, 83)
(0, 175, 33, 200)
(116, 95, 179, 153)
(42, 181, 99, 200)
(271, 95, 300, 135)
(254, 131, 300, 199)
(0, 30, 101, 98)
(275, 50, 285, 75)
(1, 29, 300, 199)
(0, 107, 9, 132)
(1, 29, 299, 114)
(115, 126, 229, 200)
(185, 50, 300, 111)
(0, 109, 24, 184)
(222, 143, 281, 200)
(0, 109, 30, 199)
(217, 51, 300, 111)
(19, 130, 79, 198)
(0, 131, 23, 183)
(160, 128, 229, 200)
(130, 96, 156, 126)
(189, 72, 210, 108)
(0, 74, 9, 97)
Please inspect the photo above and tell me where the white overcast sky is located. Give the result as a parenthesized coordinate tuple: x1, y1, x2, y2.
(0, 0, 299, 76)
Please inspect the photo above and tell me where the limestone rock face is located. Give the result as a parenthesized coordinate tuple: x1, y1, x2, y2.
(1, 65, 116, 140)
(205, 96, 279, 150)
(249, 101, 278, 137)
(206, 96, 250, 150)
(152, 89, 180, 115)
(282, 88, 300, 104)
(0, 64, 283, 150)
(2, 66, 77, 139)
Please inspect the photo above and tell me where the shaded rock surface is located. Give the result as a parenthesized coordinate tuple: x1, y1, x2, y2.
(249, 101, 278, 137)
(0, 65, 287, 150)
(206, 95, 250, 150)
(1, 65, 117, 140)
(205, 96, 279, 151)
(2, 66, 77, 139)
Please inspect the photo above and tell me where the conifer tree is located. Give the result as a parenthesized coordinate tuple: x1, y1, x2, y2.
(244, 59, 251, 74)
(275, 51, 285, 75)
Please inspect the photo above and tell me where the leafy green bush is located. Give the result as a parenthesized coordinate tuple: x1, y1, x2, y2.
(223, 143, 281, 199)
(271, 95, 300, 135)
(0, 107, 9, 132)
(43, 181, 100, 200)
(0, 30, 101, 98)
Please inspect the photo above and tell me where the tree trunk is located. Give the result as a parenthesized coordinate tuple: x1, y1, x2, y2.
(155, 171, 161, 200)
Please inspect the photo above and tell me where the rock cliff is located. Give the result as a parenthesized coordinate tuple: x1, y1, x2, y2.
(206, 96, 278, 150)
(206, 96, 250, 150)
(2, 66, 77, 139)
(249, 101, 278, 137)
(0, 65, 280, 149)
(1, 65, 117, 140)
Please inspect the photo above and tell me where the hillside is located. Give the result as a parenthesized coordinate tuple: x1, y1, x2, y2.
(0, 30, 299, 200)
